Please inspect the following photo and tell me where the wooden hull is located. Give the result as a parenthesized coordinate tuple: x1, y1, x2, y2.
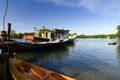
(8, 41, 66, 52)
(9, 58, 75, 80)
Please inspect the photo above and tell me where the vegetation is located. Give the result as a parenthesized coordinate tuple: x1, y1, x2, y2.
(78, 24, 120, 38)
(78, 34, 117, 38)
(116, 25, 120, 37)
(10, 32, 117, 39)
(10, 30, 35, 39)
(10, 30, 17, 38)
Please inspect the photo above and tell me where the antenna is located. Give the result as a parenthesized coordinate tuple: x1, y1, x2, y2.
(3, 0, 8, 31)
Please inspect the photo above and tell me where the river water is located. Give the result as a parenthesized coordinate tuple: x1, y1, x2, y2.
(15, 38, 120, 80)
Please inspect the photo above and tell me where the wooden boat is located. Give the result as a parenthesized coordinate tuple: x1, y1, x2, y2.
(9, 58, 75, 80)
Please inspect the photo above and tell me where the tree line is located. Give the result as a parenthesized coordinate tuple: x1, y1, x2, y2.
(10, 31, 117, 39)
(11, 30, 116, 39)
(10, 30, 35, 39)
(10, 24, 120, 39)
(78, 25, 120, 38)
(78, 34, 116, 38)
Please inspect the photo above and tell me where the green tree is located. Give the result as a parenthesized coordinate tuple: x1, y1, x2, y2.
(116, 25, 120, 37)
(78, 34, 116, 38)
(10, 30, 17, 38)
(23, 32, 34, 35)
(17, 33, 24, 38)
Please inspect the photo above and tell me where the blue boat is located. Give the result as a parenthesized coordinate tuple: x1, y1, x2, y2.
(0, 28, 76, 52)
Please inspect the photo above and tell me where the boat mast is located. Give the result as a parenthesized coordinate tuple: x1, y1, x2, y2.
(3, 0, 8, 31)
(0, 0, 10, 42)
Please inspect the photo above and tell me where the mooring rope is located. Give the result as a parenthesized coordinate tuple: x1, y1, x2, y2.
(3, 0, 8, 30)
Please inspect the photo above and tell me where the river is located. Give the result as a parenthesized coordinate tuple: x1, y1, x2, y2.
(14, 38, 120, 80)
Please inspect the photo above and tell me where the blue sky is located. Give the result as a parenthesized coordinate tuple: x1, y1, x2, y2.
(0, 0, 120, 35)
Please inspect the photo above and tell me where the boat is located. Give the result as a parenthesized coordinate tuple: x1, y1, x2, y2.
(107, 36, 117, 45)
(0, 38, 75, 52)
(9, 58, 75, 80)
(108, 42, 116, 45)
(0, 28, 76, 52)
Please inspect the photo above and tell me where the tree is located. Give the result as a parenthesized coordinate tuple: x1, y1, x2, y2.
(10, 30, 17, 38)
(116, 25, 120, 37)
(23, 32, 34, 35)
(17, 33, 24, 38)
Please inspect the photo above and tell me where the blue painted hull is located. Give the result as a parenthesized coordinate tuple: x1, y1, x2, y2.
(10, 42, 66, 52)
(0, 38, 75, 52)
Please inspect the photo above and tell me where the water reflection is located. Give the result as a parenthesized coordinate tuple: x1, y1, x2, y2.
(116, 45, 120, 69)
(15, 52, 40, 62)
(15, 47, 72, 75)
(15, 48, 70, 62)
(37, 48, 69, 60)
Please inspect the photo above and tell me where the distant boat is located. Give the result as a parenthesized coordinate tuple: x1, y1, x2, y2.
(9, 58, 75, 80)
(107, 36, 117, 45)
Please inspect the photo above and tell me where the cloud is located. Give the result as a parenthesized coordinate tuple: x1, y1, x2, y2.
(35, 0, 80, 7)
(79, 0, 120, 16)
(35, 0, 120, 16)
(79, 0, 100, 12)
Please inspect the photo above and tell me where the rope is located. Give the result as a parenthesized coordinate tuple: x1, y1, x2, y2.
(3, 0, 8, 30)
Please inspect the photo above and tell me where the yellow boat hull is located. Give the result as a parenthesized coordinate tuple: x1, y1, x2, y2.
(9, 58, 75, 80)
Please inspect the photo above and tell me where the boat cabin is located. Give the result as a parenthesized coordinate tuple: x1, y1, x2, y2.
(35, 29, 55, 42)
(53, 29, 69, 40)
(23, 28, 70, 42)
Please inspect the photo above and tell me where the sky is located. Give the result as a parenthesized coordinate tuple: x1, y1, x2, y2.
(0, 0, 120, 35)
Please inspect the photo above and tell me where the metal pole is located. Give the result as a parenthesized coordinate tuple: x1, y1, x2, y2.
(3, 0, 8, 31)
(7, 23, 11, 41)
